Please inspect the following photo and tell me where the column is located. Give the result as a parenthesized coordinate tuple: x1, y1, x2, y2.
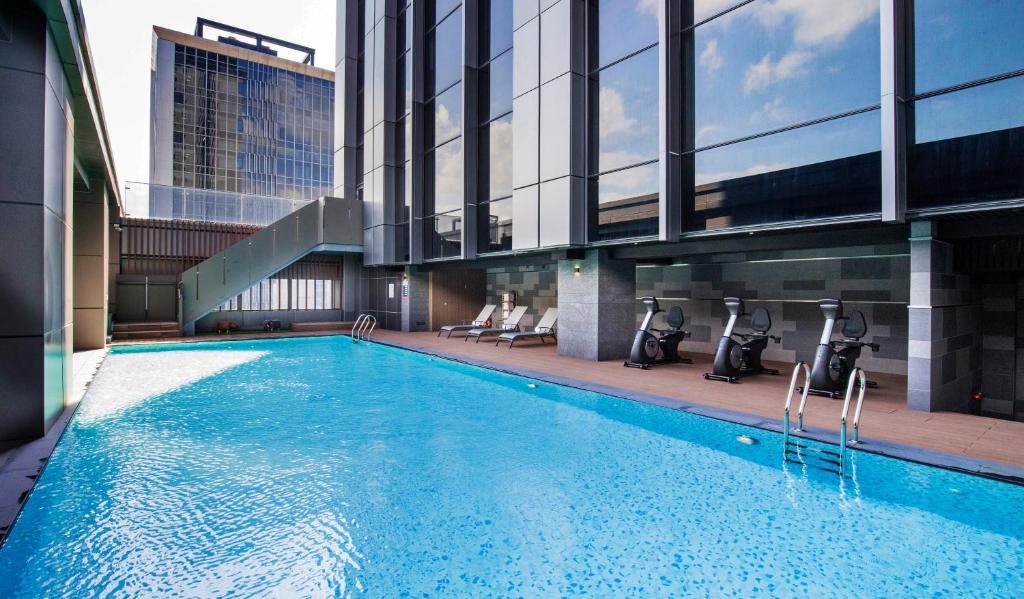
(0, 6, 74, 439)
(557, 249, 636, 361)
(73, 181, 110, 350)
(907, 220, 979, 412)
(401, 266, 430, 332)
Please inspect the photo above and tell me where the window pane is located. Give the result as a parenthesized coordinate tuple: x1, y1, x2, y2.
(694, 0, 880, 147)
(427, 8, 463, 97)
(426, 210, 463, 258)
(479, 198, 513, 253)
(431, 0, 461, 25)
(479, 114, 513, 202)
(914, 0, 1024, 94)
(910, 76, 1024, 210)
(692, 109, 881, 231)
(597, 0, 658, 68)
(484, 0, 513, 60)
(429, 83, 462, 148)
(483, 50, 513, 120)
(428, 138, 464, 214)
(595, 162, 659, 240)
(595, 46, 659, 173)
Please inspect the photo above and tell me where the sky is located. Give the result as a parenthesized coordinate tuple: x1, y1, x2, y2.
(80, 0, 336, 189)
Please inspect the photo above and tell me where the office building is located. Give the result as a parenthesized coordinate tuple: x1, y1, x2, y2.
(148, 19, 336, 220)
(333, 0, 1024, 418)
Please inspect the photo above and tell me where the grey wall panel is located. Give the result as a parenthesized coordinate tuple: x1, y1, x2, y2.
(512, 16, 539, 97)
(539, 0, 572, 84)
(539, 73, 575, 181)
(512, 185, 540, 249)
(149, 38, 175, 187)
(538, 176, 585, 247)
(512, 89, 539, 188)
(514, 0, 541, 30)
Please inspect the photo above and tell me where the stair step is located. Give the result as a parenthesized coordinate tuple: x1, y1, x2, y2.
(113, 321, 179, 332)
(112, 329, 181, 340)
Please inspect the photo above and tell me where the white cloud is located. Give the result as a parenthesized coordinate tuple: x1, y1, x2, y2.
(699, 38, 724, 72)
(743, 50, 811, 94)
(695, 163, 790, 187)
(695, 124, 720, 145)
(598, 150, 650, 173)
(752, 96, 793, 123)
(637, 0, 659, 17)
(599, 87, 637, 139)
(598, 164, 658, 204)
(757, 0, 878, 47)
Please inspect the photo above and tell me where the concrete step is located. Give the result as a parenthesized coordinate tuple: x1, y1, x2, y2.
(291, 321, 355, 332)
(113, 321, 179, 333)
(111, 329, 181, 340)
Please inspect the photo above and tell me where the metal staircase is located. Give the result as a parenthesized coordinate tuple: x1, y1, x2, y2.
(782, 362, 869, 476)
(178, 196, 362, 334)
(351, 314, 377, 341)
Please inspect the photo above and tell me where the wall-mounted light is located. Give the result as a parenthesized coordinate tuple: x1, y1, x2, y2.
(573, 264, 581, 276)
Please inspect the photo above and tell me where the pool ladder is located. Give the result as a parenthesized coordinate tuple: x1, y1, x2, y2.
(351, 313, 377, 342)
(782, 362, 868, 476)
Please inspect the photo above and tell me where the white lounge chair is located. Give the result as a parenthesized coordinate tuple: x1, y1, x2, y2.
(437, 304, 497, 338)
(465, 305, 528, 343)
(495, 307, 558, 348)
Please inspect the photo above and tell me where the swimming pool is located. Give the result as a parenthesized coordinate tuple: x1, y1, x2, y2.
(1, 336, 1022, 596)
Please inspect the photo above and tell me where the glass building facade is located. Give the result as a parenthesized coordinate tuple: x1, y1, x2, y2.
(152, 26, 335, 206)
(337, 0, 1024, 266)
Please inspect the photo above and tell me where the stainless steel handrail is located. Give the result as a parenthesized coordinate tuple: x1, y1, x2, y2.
(352, 313, 377, 341)
(351, 314, 368, 342)
(783, 361, 812, 451)
(839, 367, 868, 476)
(360, 315, 377, 340)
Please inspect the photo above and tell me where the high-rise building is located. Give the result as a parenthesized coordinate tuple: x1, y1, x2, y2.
(335, 0, 1024, 417)
(149, 19, 336, 220)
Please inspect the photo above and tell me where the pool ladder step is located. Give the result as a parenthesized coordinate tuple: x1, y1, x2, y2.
(351, 313, 377, 342)
(782, 361, 868, 477)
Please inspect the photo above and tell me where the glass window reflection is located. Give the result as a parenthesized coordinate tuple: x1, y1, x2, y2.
(427, 210, 463, 258)
(693, 0, 880, 148)
(693, 110, 880, 230)
(914, 0, 1024, 94)
(427, 8, 463, 97)
(910, 76, 1024, 209)
(484, 51, 514, 120)
(485, 0, 513, 60)
(595, 162, 659, 240)
(597, 0, 659, 67)
(479, 198, 513, 253)
(595, 45, 659, 173)
(481, 114, 513, 202)
(429, 83, 463, 147)
(428, 138, 464, 215)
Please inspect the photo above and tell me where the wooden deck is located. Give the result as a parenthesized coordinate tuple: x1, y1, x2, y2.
(373, 330, 1024, 471)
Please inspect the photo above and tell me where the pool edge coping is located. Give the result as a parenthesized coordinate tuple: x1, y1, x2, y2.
(0, 349, 109, 549)
(365, 336, 1024, 486)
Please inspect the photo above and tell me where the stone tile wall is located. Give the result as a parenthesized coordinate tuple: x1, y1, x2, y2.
(636, 243, 910, 375)
(485, 261, 559, 330)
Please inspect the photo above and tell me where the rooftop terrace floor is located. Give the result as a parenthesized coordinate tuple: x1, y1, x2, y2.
(371, 330, 1024, 477)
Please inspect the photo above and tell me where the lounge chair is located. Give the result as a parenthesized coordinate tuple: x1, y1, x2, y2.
(465, 305, 528, 343)
(495, 307, 558, 348)
(437, 304, 497, 338)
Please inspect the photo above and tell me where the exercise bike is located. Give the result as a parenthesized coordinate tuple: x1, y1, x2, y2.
(703, 298, 780, 383)
(805, 298, 879, 398)
(624, 297, 692, 369)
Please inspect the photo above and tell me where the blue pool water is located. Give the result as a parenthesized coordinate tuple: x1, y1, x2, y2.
(1, 336, 1022, 596)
